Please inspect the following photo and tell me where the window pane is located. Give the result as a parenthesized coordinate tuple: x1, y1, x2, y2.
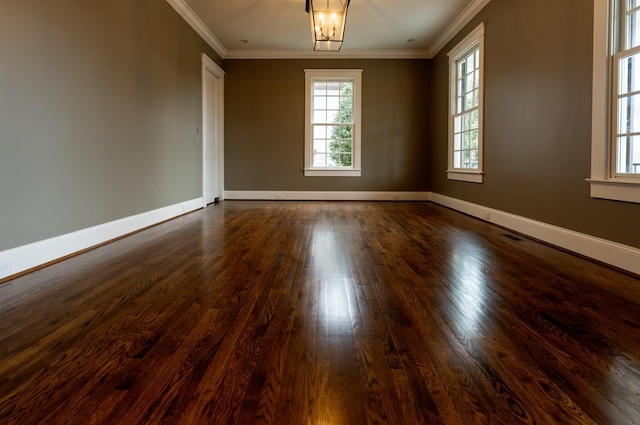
(327, 83, 340, 96)
(334, 139, 352, 153)
(313, 153, 327, 167)
(327, 96, 340, 110)
(618, 52, 640, 94)
(465, 93, 475, 110)
(454, 133, 461, 150)
(470, 149, 479, 167)
(340, 154, 352, 166)
(458, 62, 466, 79)
(313, 111, 326, 123)
(618, 93, 640, 134)
(463, 114, 470, 132)
(314, 82, 327, 95)
(466, 55, 475, 74)
(313, 136, 327, 151)
(468, 71, 476, 91)
(313, 126, 327, 139)
(628, 11, 640, 49)
(617, 134, 640, 173)
(463, 150, 471, 167)
(454, 151, 462, 168)
(454, 116, 462, 133)
(471, 130, 479, 149)
(314, 96, 327, 110)
(324, 125, 336, 136)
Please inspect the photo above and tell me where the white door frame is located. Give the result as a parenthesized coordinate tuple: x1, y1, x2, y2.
(202, 53, 225, 206)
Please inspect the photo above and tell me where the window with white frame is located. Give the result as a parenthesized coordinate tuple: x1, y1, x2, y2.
(614, 0, 640, 175)
(590, 0, 640, 203)
(304, 69, 362, 177)
(447, 23, 485, 183)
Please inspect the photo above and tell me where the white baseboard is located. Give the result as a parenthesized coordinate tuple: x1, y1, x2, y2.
(430, 193, 640, 276)
(0, 198, 203, 281)
(223, 190, 431, 201)
(2, 192, 637, 281)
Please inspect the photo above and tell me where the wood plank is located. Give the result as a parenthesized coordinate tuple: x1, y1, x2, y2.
(0, 201, 639, 424)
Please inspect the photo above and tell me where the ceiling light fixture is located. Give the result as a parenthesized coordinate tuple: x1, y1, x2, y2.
(305, 0, 350, 52)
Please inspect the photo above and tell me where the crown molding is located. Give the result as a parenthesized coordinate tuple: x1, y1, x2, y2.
(164, 0, 226, 59)
(427, 0, 491, 58)
(165, 0, 489, 61)
(224, 49, 431, 60)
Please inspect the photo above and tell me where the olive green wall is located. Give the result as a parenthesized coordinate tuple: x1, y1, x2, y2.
(429, 0, 640, 249)
(0, 0, 221, 251)
(223, 59, 430, 191)
(4, 0, 639, 258)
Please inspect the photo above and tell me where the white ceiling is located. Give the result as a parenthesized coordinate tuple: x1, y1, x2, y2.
(168, 0, 489, 59)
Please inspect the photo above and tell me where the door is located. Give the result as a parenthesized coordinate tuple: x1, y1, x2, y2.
(204, 68, 218, 204)
(202, 55, 225, 206)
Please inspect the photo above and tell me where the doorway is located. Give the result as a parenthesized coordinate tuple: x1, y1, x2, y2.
(202, 54, 225, 206)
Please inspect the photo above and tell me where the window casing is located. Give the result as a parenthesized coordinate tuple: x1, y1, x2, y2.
(304, 69, 362, 177)
(590, 0, 640, 203)
(447, 23, 485, 184)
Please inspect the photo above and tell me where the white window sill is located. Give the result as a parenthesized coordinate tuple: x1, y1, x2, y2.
(304, 168, 362, 177)
(446, 170, 484, 183)
(587, 178, 640, 203)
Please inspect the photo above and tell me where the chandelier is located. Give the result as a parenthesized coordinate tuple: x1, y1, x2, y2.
(305, 0, 350, 52)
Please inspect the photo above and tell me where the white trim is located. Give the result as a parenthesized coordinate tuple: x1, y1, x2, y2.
(589, 0, 610, 182)
(428, 0, 491, 57)
(304, 69, 363, 177)
(224, 49, 431, 60)
(165, 0, 489, 60)
(224, 191, 431, 201)
(303, 169, 362, 177)
(447, 23, 485, 182)
(447, 22, 485, 58)
(202, 54, 226, 204)
(588, 178, 640, 203)
(0, 199, 203, 281)
(3, 191, 639, 280)
(431, 193, 640, 276)
(589, 0, 640, 203)
(164, 0, 226, 59)
(446, 170, 484, 183)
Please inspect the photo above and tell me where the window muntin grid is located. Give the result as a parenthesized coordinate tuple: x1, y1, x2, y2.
(311, 81, 353, 168)
(452, 48, 481, 170)
(614, 1, 640, 175)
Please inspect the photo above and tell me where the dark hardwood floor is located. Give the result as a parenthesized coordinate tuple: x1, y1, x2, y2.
(1, 201, 639, 424)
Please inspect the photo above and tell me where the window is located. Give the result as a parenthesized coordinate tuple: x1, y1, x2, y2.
(590, 0, 640, 203)
(613, 0, 640, 175)
(447, 23, 485, 183)
(304, 69, 362, 177)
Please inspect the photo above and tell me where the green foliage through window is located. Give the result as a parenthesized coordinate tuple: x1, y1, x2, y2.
(329, 84, 353, 166)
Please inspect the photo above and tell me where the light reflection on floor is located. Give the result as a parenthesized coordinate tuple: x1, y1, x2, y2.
(447, 233, 490, 337)
(309, 225, 355, 336)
